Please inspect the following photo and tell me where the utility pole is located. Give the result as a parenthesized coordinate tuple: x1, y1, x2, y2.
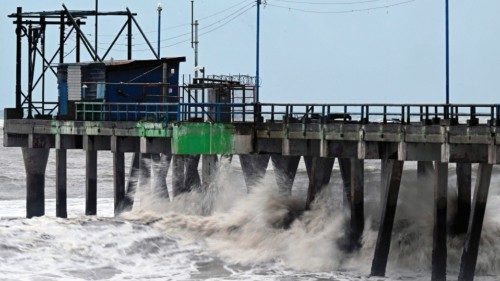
(194, 21, 199, 78)
(157, 3, 163, 58)
(445, 0, 449, 104)
(256, 0, 261, 102)
(95, 0, 98, 57)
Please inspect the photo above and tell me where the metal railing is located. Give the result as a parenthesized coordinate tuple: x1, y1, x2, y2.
(75, 102, 500, 126)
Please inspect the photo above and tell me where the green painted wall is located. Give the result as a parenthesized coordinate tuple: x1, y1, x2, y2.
(171, 123, 234, 154)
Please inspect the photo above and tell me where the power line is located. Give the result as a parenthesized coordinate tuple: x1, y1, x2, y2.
(266, 0, 417, 14)
(270, 0, 393, 5)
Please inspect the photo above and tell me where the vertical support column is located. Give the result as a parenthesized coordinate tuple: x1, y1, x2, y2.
(454, 162, 472, 235)
(138, 153, 152, 189)
(458, 164, 493, 281)
(349, 159, 364, 251)
(152, 153, 171, 199)
(270, 155, 300, 195)
(55, 149, 67, 218)
(432, 162, 448, 281)
(15, 7, 22, 112)
(172, 155, 186, 196)
(202, 155, 218, 189)
(338, 158, 352, 208)
(23, 148, 50, 218)
(239, 154, 270, 192)
(113, 151, 125, 216)
(380, 158, 388, 204)
(85, 149, 97, 216)
(304, 157, 334, 209)
(417, 161, 434, 179)
(184, 155, 201, 191)
(370, 160, 404, 277)
(123, 152, 140, 211)
(127, 14, 132, 60)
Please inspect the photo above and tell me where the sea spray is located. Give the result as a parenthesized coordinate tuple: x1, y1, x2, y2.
(124, 161, 500, 278)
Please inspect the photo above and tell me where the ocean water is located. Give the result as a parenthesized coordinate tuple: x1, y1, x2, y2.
(1, 118, 500, 281)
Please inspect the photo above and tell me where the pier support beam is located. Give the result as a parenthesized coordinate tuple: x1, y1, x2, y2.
(454, 163, 472, 235)
(338, 158, 352, 208)
(458, 163, 493, 281)
(113, 151, 126, 215)
(184, 155, 201, 191)
(22, 148, 50, 218)
(85, 149, 98, 216)
(55, 149, 67, 218)
(123, 152, 140, 211)
(172, 155, 186, 196)
(139, 153, 152, 189)
(202, 155, 218, 189)
(270, 155, 300, 195)
(417, 161, 434, 181)
(304, 157, 334, 209)
(239, 154, 270, 192)
(370, 160, 404, 277)
(152, 153, 171, 199)
(349, 159, 364, 251)
(432, 162, 448, 281)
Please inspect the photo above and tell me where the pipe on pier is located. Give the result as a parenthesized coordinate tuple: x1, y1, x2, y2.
(304, 157, 334, 209)
(432, 162, 448, 281)
(370, 159, 404, 277)
(270, 155, 300, 195)
(239, 154, 270, 192)
(458, 163, 493, 281)
(56, 149, 67, 218)
(22, 148, 50, 218)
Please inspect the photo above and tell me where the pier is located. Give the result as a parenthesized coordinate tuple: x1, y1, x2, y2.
(3, 5, 499, 281)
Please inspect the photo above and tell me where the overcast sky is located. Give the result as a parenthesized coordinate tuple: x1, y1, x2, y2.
(1, 0, 499, 108)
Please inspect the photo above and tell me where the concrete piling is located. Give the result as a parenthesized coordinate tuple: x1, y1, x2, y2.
(55, 149, 67, 218)
(454, 162, 472, 235)
(113, 151, 126, 215)
(123, 152, 140, 211)
(458, 163, 493, 281)
(371, 160, 404, 277)
(270, 155, 300, 195)
(22, 148, 50, 218)
(172, 155, 186, 196)
(202, 155, 218, 189)
(239, 154, 270, 192)
(432, 162, 448, 281)
(417, 161, 434, 181)
(349, 159, 364, 250)
(304, 157, 334, 209)
(184, 155, 201, 191)
(85, 149, 98, 216)
(152, 153, 171, 198)
(139, 153, 152, 189)
(338, 158, 352, 208)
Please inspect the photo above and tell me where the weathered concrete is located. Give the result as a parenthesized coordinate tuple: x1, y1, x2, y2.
(349, 159, 364, 251)
(113, 151, 126, 215)
(202, 155, 218, 189)
(304, 157, 334, 209)
(458, 164, 493, 281)
(432, 162, 448, 281)
(454, 162, 472, 235)
(239, 154, 270, 192)
(123, 152, 140, 211)
(184, 155, 201, 190)
(270, 155, 300, 195)
(172, 155, 186, 196)
(22, 148, 50, 218)
(139, 153, 152, 189)
(417, 161, 434, 181)
(85, 149, 98, 216)
(152, 153, 171, 198)
(371, 159, 404, 277)
(338, 158, 352, 208)
(55, 149, 67, 218)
